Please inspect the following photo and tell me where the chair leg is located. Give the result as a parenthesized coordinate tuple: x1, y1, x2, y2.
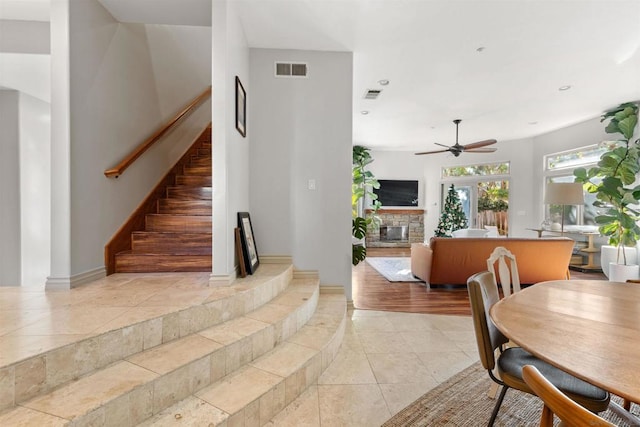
(488, 385, 508, 426)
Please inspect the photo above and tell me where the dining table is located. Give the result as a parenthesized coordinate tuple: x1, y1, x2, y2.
(490, 279, 640, 423)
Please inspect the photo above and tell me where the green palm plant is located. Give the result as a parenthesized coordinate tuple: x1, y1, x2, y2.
(573, 102, 640, 265)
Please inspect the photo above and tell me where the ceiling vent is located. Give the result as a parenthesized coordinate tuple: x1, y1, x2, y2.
(275, 62, 308, 78)
(364, 89, 382, 99)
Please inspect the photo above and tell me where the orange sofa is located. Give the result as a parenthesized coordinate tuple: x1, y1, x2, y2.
(411, 237, 576, 285)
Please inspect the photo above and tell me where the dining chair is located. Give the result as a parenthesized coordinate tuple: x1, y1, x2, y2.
(486, 246, 520, 297)
(522, 365, 615, 427)
(467, 271, 610, 426)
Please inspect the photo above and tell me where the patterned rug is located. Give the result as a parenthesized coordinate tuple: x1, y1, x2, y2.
(382, 362, 639, 426)
(365, 257, 421, 282)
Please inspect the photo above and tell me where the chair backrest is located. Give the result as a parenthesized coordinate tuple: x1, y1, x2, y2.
(466, 271, 509, 370)
(452, 228, 489, 238)
(484, 225, 502, 238)
(487, 246, 521, 297)
(522, 365, 615, 427)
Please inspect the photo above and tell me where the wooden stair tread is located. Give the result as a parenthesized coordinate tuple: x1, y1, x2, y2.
(131, 232, 212, 255)
(115, 252, 212, 273)
(166, 186, 212, 200)
(157, 199, 212, 215)
(145, 214, 211, 233)
(175, 175, 212, 186)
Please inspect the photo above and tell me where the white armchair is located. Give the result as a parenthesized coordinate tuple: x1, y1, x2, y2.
(451, 228, 489, 238)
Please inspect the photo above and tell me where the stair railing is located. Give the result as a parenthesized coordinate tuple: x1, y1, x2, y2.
(104, 86, 212, 178)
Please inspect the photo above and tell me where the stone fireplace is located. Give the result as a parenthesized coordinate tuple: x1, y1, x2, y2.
(366, 209, 425, 248)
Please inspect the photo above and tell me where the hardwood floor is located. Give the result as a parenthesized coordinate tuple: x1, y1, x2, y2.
(352, 247, 606, 315)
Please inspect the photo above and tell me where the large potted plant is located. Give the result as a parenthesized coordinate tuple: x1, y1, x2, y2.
(352, 145, 381, 265)
(574, 101, 640, 281)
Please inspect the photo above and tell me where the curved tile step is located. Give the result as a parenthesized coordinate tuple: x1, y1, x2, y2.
(1, 278, 318, 426)
(141, 291, 347, 426)
(0, 264, 293, 413)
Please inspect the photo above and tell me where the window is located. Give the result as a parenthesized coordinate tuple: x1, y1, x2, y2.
(441, 162, 510, 235)
(442, 161, 510, 178)
(543, 145, 603, 227)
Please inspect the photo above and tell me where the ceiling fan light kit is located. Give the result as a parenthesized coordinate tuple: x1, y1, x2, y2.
(415, 119, 497, 157)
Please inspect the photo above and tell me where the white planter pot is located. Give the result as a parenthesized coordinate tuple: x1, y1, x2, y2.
(609, 263, 640, 283)
(600, 245, 637, 278)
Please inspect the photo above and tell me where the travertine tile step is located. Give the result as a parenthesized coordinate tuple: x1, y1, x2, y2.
(0, 264, 292, 413)
(141, 292, 347, 427)
(0, 277, 319, 426)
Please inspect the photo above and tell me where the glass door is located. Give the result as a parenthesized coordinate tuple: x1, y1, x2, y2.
(476, 180, 509, 235)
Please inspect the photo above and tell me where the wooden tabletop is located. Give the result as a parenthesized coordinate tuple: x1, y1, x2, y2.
(490, 280, 640, 403)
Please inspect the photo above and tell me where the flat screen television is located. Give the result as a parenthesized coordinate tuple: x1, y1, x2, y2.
(373, 179, 419, 207)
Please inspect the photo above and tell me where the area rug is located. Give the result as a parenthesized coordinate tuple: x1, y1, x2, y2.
(382, 362, 639, 426)
(365, 257, 421, 282)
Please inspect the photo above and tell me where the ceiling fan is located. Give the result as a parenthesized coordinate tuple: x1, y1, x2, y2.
(415, 119, 497, 157)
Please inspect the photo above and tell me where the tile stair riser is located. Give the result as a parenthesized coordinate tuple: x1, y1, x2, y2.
(3, 265, 293, 412)
(2, 280, 320, 426)
(14, 283, 320, 426)
(192, 297, 346, 427)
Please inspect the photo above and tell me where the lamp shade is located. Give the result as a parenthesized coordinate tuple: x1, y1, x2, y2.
(544, 182, 584, 205)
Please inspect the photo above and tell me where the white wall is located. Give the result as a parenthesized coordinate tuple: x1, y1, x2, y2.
(0, 90, 21, 285)
(0, 20, 50, 54)
(211, 0, 250, 280)
(48, 0, 212, 285)
(19, 93, 51, 286)
(250, 49, 353, 297)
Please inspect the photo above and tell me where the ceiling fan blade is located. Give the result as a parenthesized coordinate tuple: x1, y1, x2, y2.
(462, 139, 497, 150)
(414, 148, 450, 155)
(434, 143, 450, 148)
(463, 147, 497, 153)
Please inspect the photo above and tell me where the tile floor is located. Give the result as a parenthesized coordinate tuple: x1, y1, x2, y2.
(268, 309, 478, 426)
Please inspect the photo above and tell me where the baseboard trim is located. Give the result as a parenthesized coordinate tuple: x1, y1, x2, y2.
(46, 266, 106, 290)
(319, 285, 345, 294)
(209, 271, 236, 287)
(261, 255, 293, 264)
(293, 270, 319, 280)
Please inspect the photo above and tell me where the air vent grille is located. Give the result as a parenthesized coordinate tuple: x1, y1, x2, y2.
(364, 89, 382, 99)
(275, 62, 308, 78)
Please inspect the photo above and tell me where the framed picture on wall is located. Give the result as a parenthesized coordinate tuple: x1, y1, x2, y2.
(235, 76, 246, 137)
(238, 212, 259, 274)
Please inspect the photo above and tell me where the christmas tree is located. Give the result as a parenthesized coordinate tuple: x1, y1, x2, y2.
(434, 184, 468, 237)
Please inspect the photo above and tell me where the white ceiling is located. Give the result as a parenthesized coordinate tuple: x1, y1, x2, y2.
(3, 0, 639, 152)
(235, 0, 640, 151)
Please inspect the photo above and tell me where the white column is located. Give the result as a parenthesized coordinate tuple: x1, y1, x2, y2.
(46, 0, 72, 289)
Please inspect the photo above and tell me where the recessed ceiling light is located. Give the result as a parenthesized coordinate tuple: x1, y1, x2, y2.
(378, 79, 390, 86)
(528, 121, 538, 125)
(559, 85, 571, 91)
(361, 110, 369, 115)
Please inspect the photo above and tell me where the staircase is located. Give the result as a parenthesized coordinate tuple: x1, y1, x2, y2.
(114, 129, 213, 273)
(0, 265, 347, 426)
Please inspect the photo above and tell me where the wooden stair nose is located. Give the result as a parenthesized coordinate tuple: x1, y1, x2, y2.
(115, 252, 212, 272)
(175, 175, 212, 186)
(131, 232, 212, 254)
(146, 214, 212, 233)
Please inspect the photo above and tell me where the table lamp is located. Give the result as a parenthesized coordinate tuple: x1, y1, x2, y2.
(543, 182, 585, 233)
